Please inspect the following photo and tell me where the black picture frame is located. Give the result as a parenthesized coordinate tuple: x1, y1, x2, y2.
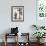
(11, 6, 24, 22)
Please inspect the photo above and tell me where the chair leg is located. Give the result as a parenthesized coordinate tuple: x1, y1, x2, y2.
(4, 33, 7, 46)
(5, 41, 7, 46)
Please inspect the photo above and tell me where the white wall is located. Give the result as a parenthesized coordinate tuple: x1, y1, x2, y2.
(0, 0, 37, 42)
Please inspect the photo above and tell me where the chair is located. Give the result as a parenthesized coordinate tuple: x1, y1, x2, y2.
(4, 27, 19, 46)
(18, 33, 30, 46)
(4, 33, 18, 46)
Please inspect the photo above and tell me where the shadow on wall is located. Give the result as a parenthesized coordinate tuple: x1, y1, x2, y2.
(2, 28, 11, 34)
(0, 28, 11, 42)
(29, 25, 37, 42)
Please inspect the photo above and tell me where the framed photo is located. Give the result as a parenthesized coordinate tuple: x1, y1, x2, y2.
(11, 6, 24, 22)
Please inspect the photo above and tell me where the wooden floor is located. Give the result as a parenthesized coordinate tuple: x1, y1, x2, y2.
(0, 42, 46, 46)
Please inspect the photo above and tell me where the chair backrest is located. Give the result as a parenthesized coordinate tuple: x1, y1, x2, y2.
(11, 27, 18, 34)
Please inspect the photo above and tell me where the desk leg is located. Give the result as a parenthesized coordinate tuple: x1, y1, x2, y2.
(26, 34, 29, 46)
(17, 34, 18, 46)
(15, 34, 18, 46)
(4, 34, 7, 46)
(16, 34, 18, 46)
(5, 41, 7, 46)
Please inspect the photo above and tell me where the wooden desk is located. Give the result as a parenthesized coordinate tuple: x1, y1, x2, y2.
(4, 33, 30, 46)
(4, 33, 18, 46)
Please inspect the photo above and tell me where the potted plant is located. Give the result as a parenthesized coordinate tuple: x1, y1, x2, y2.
(32, 24, 45, 30)
(32, 25, 39, 30)
(33, 32, 46, 43)
(40, 26, 45, 29)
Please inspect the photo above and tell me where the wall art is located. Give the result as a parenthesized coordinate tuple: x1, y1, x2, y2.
(11, 6, 24, 22)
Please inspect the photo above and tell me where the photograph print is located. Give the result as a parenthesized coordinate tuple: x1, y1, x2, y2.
(11, 6, 24, 22)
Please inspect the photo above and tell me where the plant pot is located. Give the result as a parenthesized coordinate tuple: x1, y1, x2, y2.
(37, 39, 45, 44)
(40, 38, 45, 43)
(37, 39, 40, 43)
